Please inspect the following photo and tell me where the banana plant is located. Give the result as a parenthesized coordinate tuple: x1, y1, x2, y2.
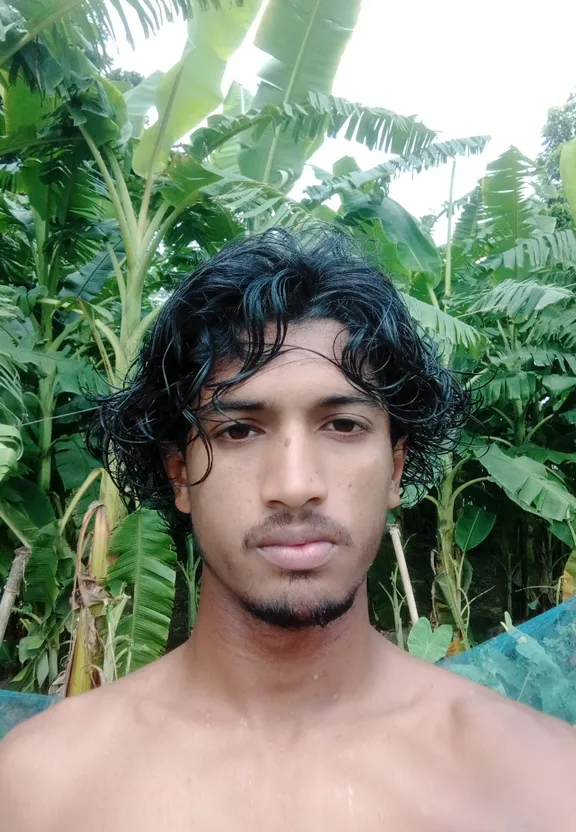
(429, 146, 576, 636)
(3, 0, 472, 692)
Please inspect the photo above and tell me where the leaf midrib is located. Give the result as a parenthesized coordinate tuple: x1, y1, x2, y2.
(262, 0, 323, 184)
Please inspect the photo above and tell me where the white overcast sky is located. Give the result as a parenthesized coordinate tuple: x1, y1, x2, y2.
(112, 0, 576, 239)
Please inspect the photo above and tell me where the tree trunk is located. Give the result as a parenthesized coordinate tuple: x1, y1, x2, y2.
(0, 547, 31, 648)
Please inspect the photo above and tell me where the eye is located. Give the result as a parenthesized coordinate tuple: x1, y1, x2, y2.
(217, 423, 257, 441)
(326, 418, 367, 434)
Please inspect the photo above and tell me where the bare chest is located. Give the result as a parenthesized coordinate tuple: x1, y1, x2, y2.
(54, 730, 536, 832)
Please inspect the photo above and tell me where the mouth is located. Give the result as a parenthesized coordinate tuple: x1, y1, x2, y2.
(257, 540, 336, 571)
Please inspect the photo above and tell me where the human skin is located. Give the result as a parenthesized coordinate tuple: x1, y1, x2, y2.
(1, 319, 575, 831)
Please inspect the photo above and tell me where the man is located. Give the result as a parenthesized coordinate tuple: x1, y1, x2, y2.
(1, 228, 574, 831)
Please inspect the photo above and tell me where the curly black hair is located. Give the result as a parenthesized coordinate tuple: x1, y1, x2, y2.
(88, 225, 469, 531)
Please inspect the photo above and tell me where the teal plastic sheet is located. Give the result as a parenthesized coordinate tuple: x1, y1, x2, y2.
(440, 597, 576, 724)
(0, 689, 58, 741)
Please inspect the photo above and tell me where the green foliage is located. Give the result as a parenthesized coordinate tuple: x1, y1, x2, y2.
(0, 354, 24, 484)
(474, 443, 576, 523)
(1, 0, 576, 701)
(402, 295, 484, 354)
(238, 0, 362, 187)
(407, 617, 453, 663)
(468, 279, 573, 320)
(107, 509, 176, 675)
(455, 505, 496, 552)
(132, 0, 263, 176)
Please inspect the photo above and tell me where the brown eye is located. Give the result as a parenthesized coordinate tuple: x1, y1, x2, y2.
(219, 423, 255, 441)
(329, 419, 364, 434)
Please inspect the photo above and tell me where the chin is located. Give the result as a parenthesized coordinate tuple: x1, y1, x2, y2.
(240, 580, 360, 630)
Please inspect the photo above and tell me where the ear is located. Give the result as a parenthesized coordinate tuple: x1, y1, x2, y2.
(387, 440, 407, 510)
(164, 449, 192, 515)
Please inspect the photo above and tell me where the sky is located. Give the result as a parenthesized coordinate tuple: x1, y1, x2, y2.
(112, 0, 576, 241)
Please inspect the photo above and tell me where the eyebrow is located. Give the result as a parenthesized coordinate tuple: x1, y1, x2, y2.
(203, 394, 384, 415)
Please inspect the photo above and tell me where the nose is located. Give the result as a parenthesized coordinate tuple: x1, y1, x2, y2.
(259, 427, 328, 510)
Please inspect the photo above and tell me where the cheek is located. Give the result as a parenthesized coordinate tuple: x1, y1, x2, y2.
(187, 447, 254, 537)
(338, 451, 392, 520)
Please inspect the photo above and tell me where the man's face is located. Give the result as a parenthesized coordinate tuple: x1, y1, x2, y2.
(168, 319, 405, 628)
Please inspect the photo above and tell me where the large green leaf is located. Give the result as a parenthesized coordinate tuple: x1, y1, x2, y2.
(349, 195, 441, 279)
(481, 146, 538, 257)
(162, 158, 312, 229)
(0, 73, 54, 149)
(59, 229, 125, 300)
(54, 434, 99, 492)
(514, 443, 576, 466)
(132, 0, 263, 177)
(0, 353, 24, 484)
(0, 482, 67, 613)
(559, 137, 576, 226)
(0, 477, 55, 542)
(485, 230, 576, 273)
(473, 369, 539, 408)
(474, 443, 576, 522)
(107, 508, 176, 674)
(391, 136, 490, 175)
(10, 347, 98, 396)
(21, 522, 72, 612)
(0, 0, 231, 74)
(189, 95, 438, 178)
(123, 70, 164, 140)
(305, 138, 488, 206)
(455, 505, 496, 552)
(407, 617, 453, 663)
(238, 0, 362, 187)
(402, 294, 485, 354)
(468, 279, 573, 321)
(524, 306, 576, 350)
(506, 346, 576, 376)
(210, 81, 253, 174)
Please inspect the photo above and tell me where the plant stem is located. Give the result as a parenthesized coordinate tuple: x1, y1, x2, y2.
(450, 476, 491, 506)
(0, 546, 31, 649)
(0, 509, 31, 549)
(496, 320, 511, 350)
(59, 468, 104, 535)
(106, 243, 127, 309)
(94, 320, 126, 381)
(77, 301, 115, 385)
(427, 284, 440, 308)
(76, 122, 136, 270)
(142, 203, 171, 253)
(38, 373, 56, 491)
(105, 149, 139, 248)
(388, 524, 418, 625)
(525, 412, 555, 443)
(124, 305, 162, 360)
(137, 63, 186, 235)
(444, 160, 456, 305)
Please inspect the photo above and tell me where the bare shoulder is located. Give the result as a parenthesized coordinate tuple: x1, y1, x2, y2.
(439, 660, 576, 752)
(0, 684, 122, 830)
(0, 654, 175, 831)
(431, 659, 576, 818)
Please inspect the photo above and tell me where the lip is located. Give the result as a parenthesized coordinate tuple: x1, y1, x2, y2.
(254, 526, 339, 571)
(255, 527, 338, 547)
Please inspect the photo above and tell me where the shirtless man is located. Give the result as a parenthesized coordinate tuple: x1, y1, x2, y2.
(1, 228, 575, 831)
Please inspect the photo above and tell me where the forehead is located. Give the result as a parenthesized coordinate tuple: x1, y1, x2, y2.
(204, 319, 355, 403)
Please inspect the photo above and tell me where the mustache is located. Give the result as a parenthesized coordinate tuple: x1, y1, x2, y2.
(243, 509, 353, 549)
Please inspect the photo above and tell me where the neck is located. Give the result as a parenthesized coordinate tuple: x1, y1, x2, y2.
(181, 572, 384, 729)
